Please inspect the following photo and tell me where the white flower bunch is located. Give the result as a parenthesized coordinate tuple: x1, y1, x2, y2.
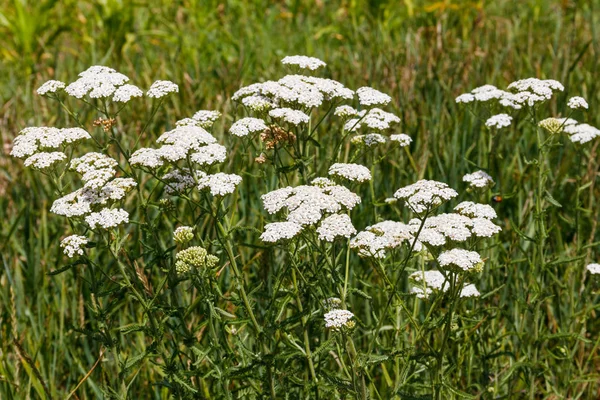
(438, 249, 483, 272)
(260, 221, 304, 243)
(394, 180, 458, 213)
(350, 221, 416, 258)
(324, 309, 354, 330)
(11, 127, 91, 159)
(563, 122, 600, 144)
(356, 87, 392, 107)
(174, 226, 194, 244)
(463, 170, 494, 189)
(147, 80, 179, 98)
(60, 235, 88, 258)
(85, 208, 129, 230)
(316, 214, 357, 242)
(269, 108, 310, 125)
(344, 108, 400, 132)
(229, 118, 268, 137)
(197, 173, 243, 196)
(37, 80, 66, 95)
(23, 152, 66, 170)
(485, 114, 512, 129)
(60, 66, 144, 103)
(281, 55, 326, 70)
(328, 163, 372, 183)
(390, 134, 412, 147)
(260, 181, 360, 242)
(567, 96, 588, 110)
(454, 201, 497, 219)
(586, 263, 600, 275)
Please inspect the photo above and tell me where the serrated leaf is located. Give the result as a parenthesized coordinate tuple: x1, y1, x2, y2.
(544, 190, 562, 208)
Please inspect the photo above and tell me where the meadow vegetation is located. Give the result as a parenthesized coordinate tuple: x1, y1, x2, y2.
(1, 1, 600, 399)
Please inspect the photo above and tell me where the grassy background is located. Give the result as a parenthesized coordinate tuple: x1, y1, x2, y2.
(1, 0, 600, 398)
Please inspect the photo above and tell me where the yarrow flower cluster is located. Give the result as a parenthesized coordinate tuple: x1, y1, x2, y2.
(260, 180, 360, 242)
(409, 270, 481, 299)
(229, 118, 268, 137)
(197, 173, 243, 196)
(85, 208, 129, 230)
(463, 170, 494, 189)
(563, 121, 600, 144)
(147, 80, 179, 98)
(344, 108, 400, 132)
(324, 309, 355, 330)
(60, 235, 88, 258)
(587, 263, 600, 275)
(394, 180, 458, 213)
(59, 66, 144, 104)
(350, 221, 415, 258)
(438, 249, 483, 272)
(356, 87, 392, 106)
(281, 55, 326, 70)
(177, 110, 221, 129)
(175, 246, 219, 275)
(174, 226, 194, 244)
(328, 163, 372, 182)
(567, 96, 588, 110)
(269, 108, 310, 125)
(485, 114, 512, 129)
(11, 127, 91, 159)
(316, 214, 357, 242)
(37, 80, 66, 95)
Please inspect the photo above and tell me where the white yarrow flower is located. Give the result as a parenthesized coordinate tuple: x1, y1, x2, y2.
(328, 163, 372, 182)
(356, 87, 392, 106)
(281, 55, 326, 70)
(586, 263, 600, 275)
(85, 208, 129, 229)
(260, 221, 303, 243)
(567, 96, 588, 110)
(390, 134, 412, 147)
(317, 214, 357, 242)
(23, 152, 66, 170)
(60, 235, 88, 258)
(463, 170, 494, 189)
(197, 173, 242, 196)
(113, 84, 143, 103)
(394, 180, 458, 213)
(324, 309, 354, 330)
(37, 80, 66, 95)
(438, 249, 483, 272)
(269, 108, 310, 125)
(460, 284, 481, 297)
(229, 118, 267, 137)
(454, 201, 498, 219)
(147, 80, 179, 98)
(485, 114, 512, 129)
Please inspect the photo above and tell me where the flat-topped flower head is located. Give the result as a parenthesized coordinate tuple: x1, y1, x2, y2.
(129, 148, 164, 169)
(60, 235, 88, 258)
(85, 208, 129, 230)
(175, 246, 219, 274)
(567, 96, 588, 110)
(345, 108, 400, 132)
(241, 95, 275, 112)
(269, 108, 310, 125)
(485, 114, 512, 129)
(324, 309, 354, 330)
(113, 84, 143, 103)
(350, 221, 415, 258)
(564, 122, 600, 144)
(24, 152, 66, 170)
(438, 249, 483, 272)
(260, 221, 303, 243)
(455, 93, 475, 104)
(10, 127, 91, 159)
(189, 110, 222, 129)
(229, 118, 267, 137)
(37, 80, 65, 95)
(317, 214, 356, 242)
(334, 105, 358, 118)
(190, 143, 227, 166)
(390, 134, 412, 147)
(147, 80, 179, 98)
(538, 117, 565, 134)
(463, 170, 494, 189)
(587, 263, 600, 275)
(281, 55, 326, 70)
(197, 173, 242, 196)
(508, 78, 564, 94)
(356, 87, 392, 107)
(328, 163, 372, 183)
(454, 201, 497, 219)
(65, 66, 130, 99)
(394, 180, 458, 213)
(410, 270, 447, 298)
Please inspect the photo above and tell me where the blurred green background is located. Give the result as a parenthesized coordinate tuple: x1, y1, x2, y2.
(1, 0, 599, 398)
